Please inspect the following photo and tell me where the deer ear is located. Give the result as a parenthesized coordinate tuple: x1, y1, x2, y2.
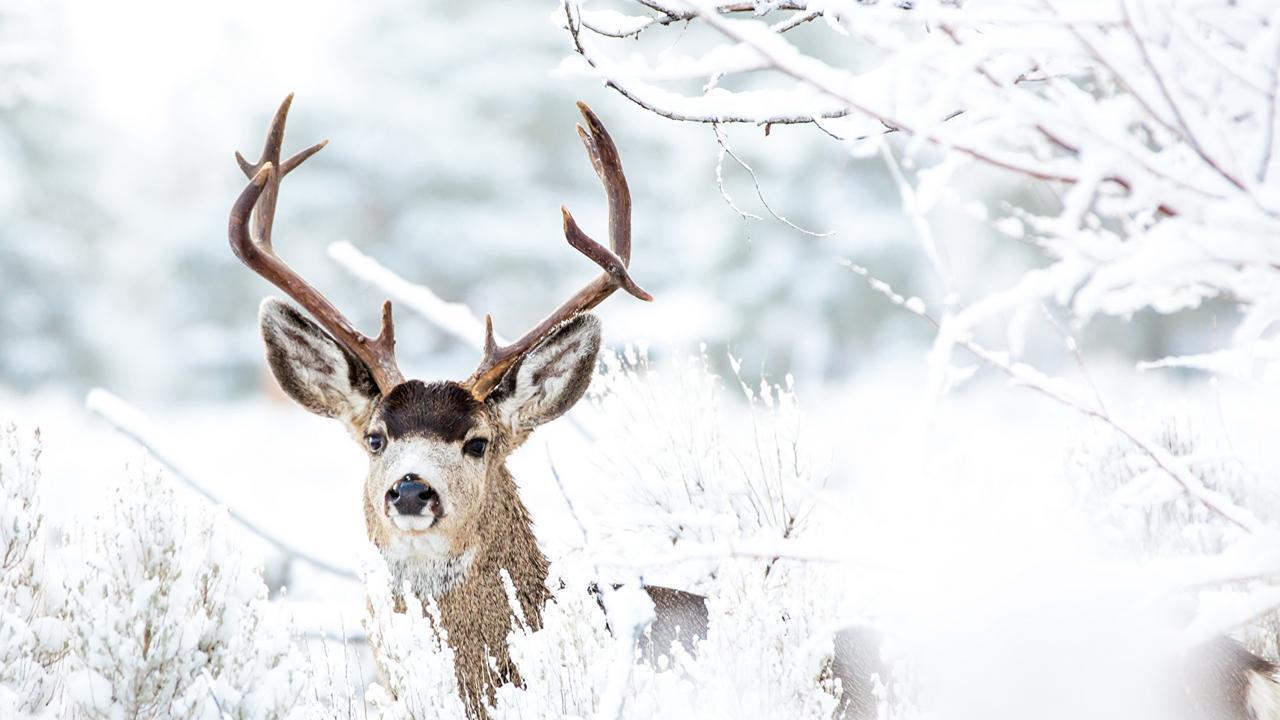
(488, 313, 601, 438)
(258, 298, 380, 434)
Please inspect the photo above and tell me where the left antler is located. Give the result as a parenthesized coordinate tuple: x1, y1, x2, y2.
(229, 94, 405, 395)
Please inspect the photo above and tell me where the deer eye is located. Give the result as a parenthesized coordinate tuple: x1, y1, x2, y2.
(463, 438, 488, 458)
(366, 431, 386, 454)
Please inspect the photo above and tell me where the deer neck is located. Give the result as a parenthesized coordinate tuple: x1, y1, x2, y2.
(427, 463, 553, 715)
(443, 463, 551, 622)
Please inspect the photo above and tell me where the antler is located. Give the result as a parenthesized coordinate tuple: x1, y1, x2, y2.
(229, 94, 405, 395)
(462, 102, 652, 400)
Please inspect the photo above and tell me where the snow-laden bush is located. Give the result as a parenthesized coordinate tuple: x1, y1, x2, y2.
(361, 548, 466, 719)
(56, 469, 310, 719)
(1067, 406, 1280, 664)
(498, 561, 841, 719)
(1070, 409, 1280, 560)
(0, 421, 315, 720)
(0, 425, 66, 719)
(361, 554, 845, 719)
(578, 348, 832, 587)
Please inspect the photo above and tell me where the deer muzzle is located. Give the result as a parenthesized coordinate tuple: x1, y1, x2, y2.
(386, 474, 443, 528)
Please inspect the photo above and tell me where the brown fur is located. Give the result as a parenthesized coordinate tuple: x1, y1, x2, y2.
(1180, 637, 1279, 720)
(380, 380, 480, 442)
(435, 460, 551, 715)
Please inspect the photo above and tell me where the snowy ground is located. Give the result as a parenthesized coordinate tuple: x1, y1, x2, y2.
(6, 339, 1280, 717)
(5, 0, 1280, 717)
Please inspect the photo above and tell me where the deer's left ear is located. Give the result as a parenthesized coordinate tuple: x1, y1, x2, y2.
(488, 313, 601, 439)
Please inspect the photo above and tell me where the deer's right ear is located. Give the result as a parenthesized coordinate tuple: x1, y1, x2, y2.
(258, 298, 380, 433)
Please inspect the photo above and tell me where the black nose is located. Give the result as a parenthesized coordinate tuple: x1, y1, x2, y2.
(386, 475, 439, 516)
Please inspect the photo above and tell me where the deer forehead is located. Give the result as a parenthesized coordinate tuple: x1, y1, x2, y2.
(373, 379, 486, 442)
(378, 437, 467, 483)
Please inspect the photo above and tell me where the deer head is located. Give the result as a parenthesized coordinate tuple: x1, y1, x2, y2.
(228, 95, 649, 591)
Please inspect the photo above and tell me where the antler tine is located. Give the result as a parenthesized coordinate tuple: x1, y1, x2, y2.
(234, 94, 330, 249)
(229, 96, 404, 395)
(572, 101, 632, 265)
(463, 103, 651, 400)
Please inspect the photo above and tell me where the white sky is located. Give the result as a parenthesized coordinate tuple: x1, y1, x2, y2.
(62, 0, 348, 137)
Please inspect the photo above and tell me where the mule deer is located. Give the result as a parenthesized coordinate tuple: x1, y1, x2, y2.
(228, 96, 705, 716)
(227, 97, 1280, 720)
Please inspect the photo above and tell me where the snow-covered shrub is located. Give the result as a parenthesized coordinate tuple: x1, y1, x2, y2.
(631, 560, 841, 719)
(57, 468, 309, 720)
(0, 425, 66, 719)
(361, 547, 466, 719)
(581, 348, 831, 586)
(360, 552, 845, 719)
(504, 560, 842, 718)
(1069, 409, 1278, 559)
(1067, 407, 1280, 663)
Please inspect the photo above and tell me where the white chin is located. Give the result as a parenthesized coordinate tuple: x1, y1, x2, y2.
(391, 515, 437, 532)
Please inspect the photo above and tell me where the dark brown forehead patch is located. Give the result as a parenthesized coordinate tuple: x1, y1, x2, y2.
(378, 380, 481, 442)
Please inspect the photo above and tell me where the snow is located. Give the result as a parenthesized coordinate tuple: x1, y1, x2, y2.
(12, 342, 1280, 718)
(5, 0, 1280, 717)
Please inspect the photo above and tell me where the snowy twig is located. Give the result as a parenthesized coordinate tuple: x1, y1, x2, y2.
(84, 389, 359, 582)
(578, 1, 810, 40)
(599, 535, 893, 572)
(328, 241, 500, 351)
(546, 450, 651, 720)
(839, 261, 1267, 534)
(712, 123, 833, 236)
(563, 1, 853, 126)
(593, 584, 651, 720)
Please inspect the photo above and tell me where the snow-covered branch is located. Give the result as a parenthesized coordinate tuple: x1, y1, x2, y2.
(841, 260, 1266, 534)
(328, 241, 499, 351)
(85, 389, 358, 582)
(564, 0, 1280, 381)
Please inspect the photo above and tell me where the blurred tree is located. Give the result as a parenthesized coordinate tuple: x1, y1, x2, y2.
(0, 1, 106, 389)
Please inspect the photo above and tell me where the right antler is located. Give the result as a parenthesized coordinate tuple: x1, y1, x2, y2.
(461, 102, 652, 400)
(229, 94, 405, 395)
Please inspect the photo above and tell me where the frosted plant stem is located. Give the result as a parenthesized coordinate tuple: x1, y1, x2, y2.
(840, 260, 1266, 534)
(547, 448, 650, 719)
(84, 389, 359, 581)
(328, 241, 497, 351)
(712, 122, 833, 237)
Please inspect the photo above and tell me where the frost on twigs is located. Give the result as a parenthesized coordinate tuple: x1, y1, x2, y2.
(566, 0, 1280, 381)
(360, 547, 465, 719)
(1070, 411, 1278, 561)
(0, 425, 64, 719)
(0, 425, 312, 719)
(58, 468, 309, 719)
(582, 348, 831, 585)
